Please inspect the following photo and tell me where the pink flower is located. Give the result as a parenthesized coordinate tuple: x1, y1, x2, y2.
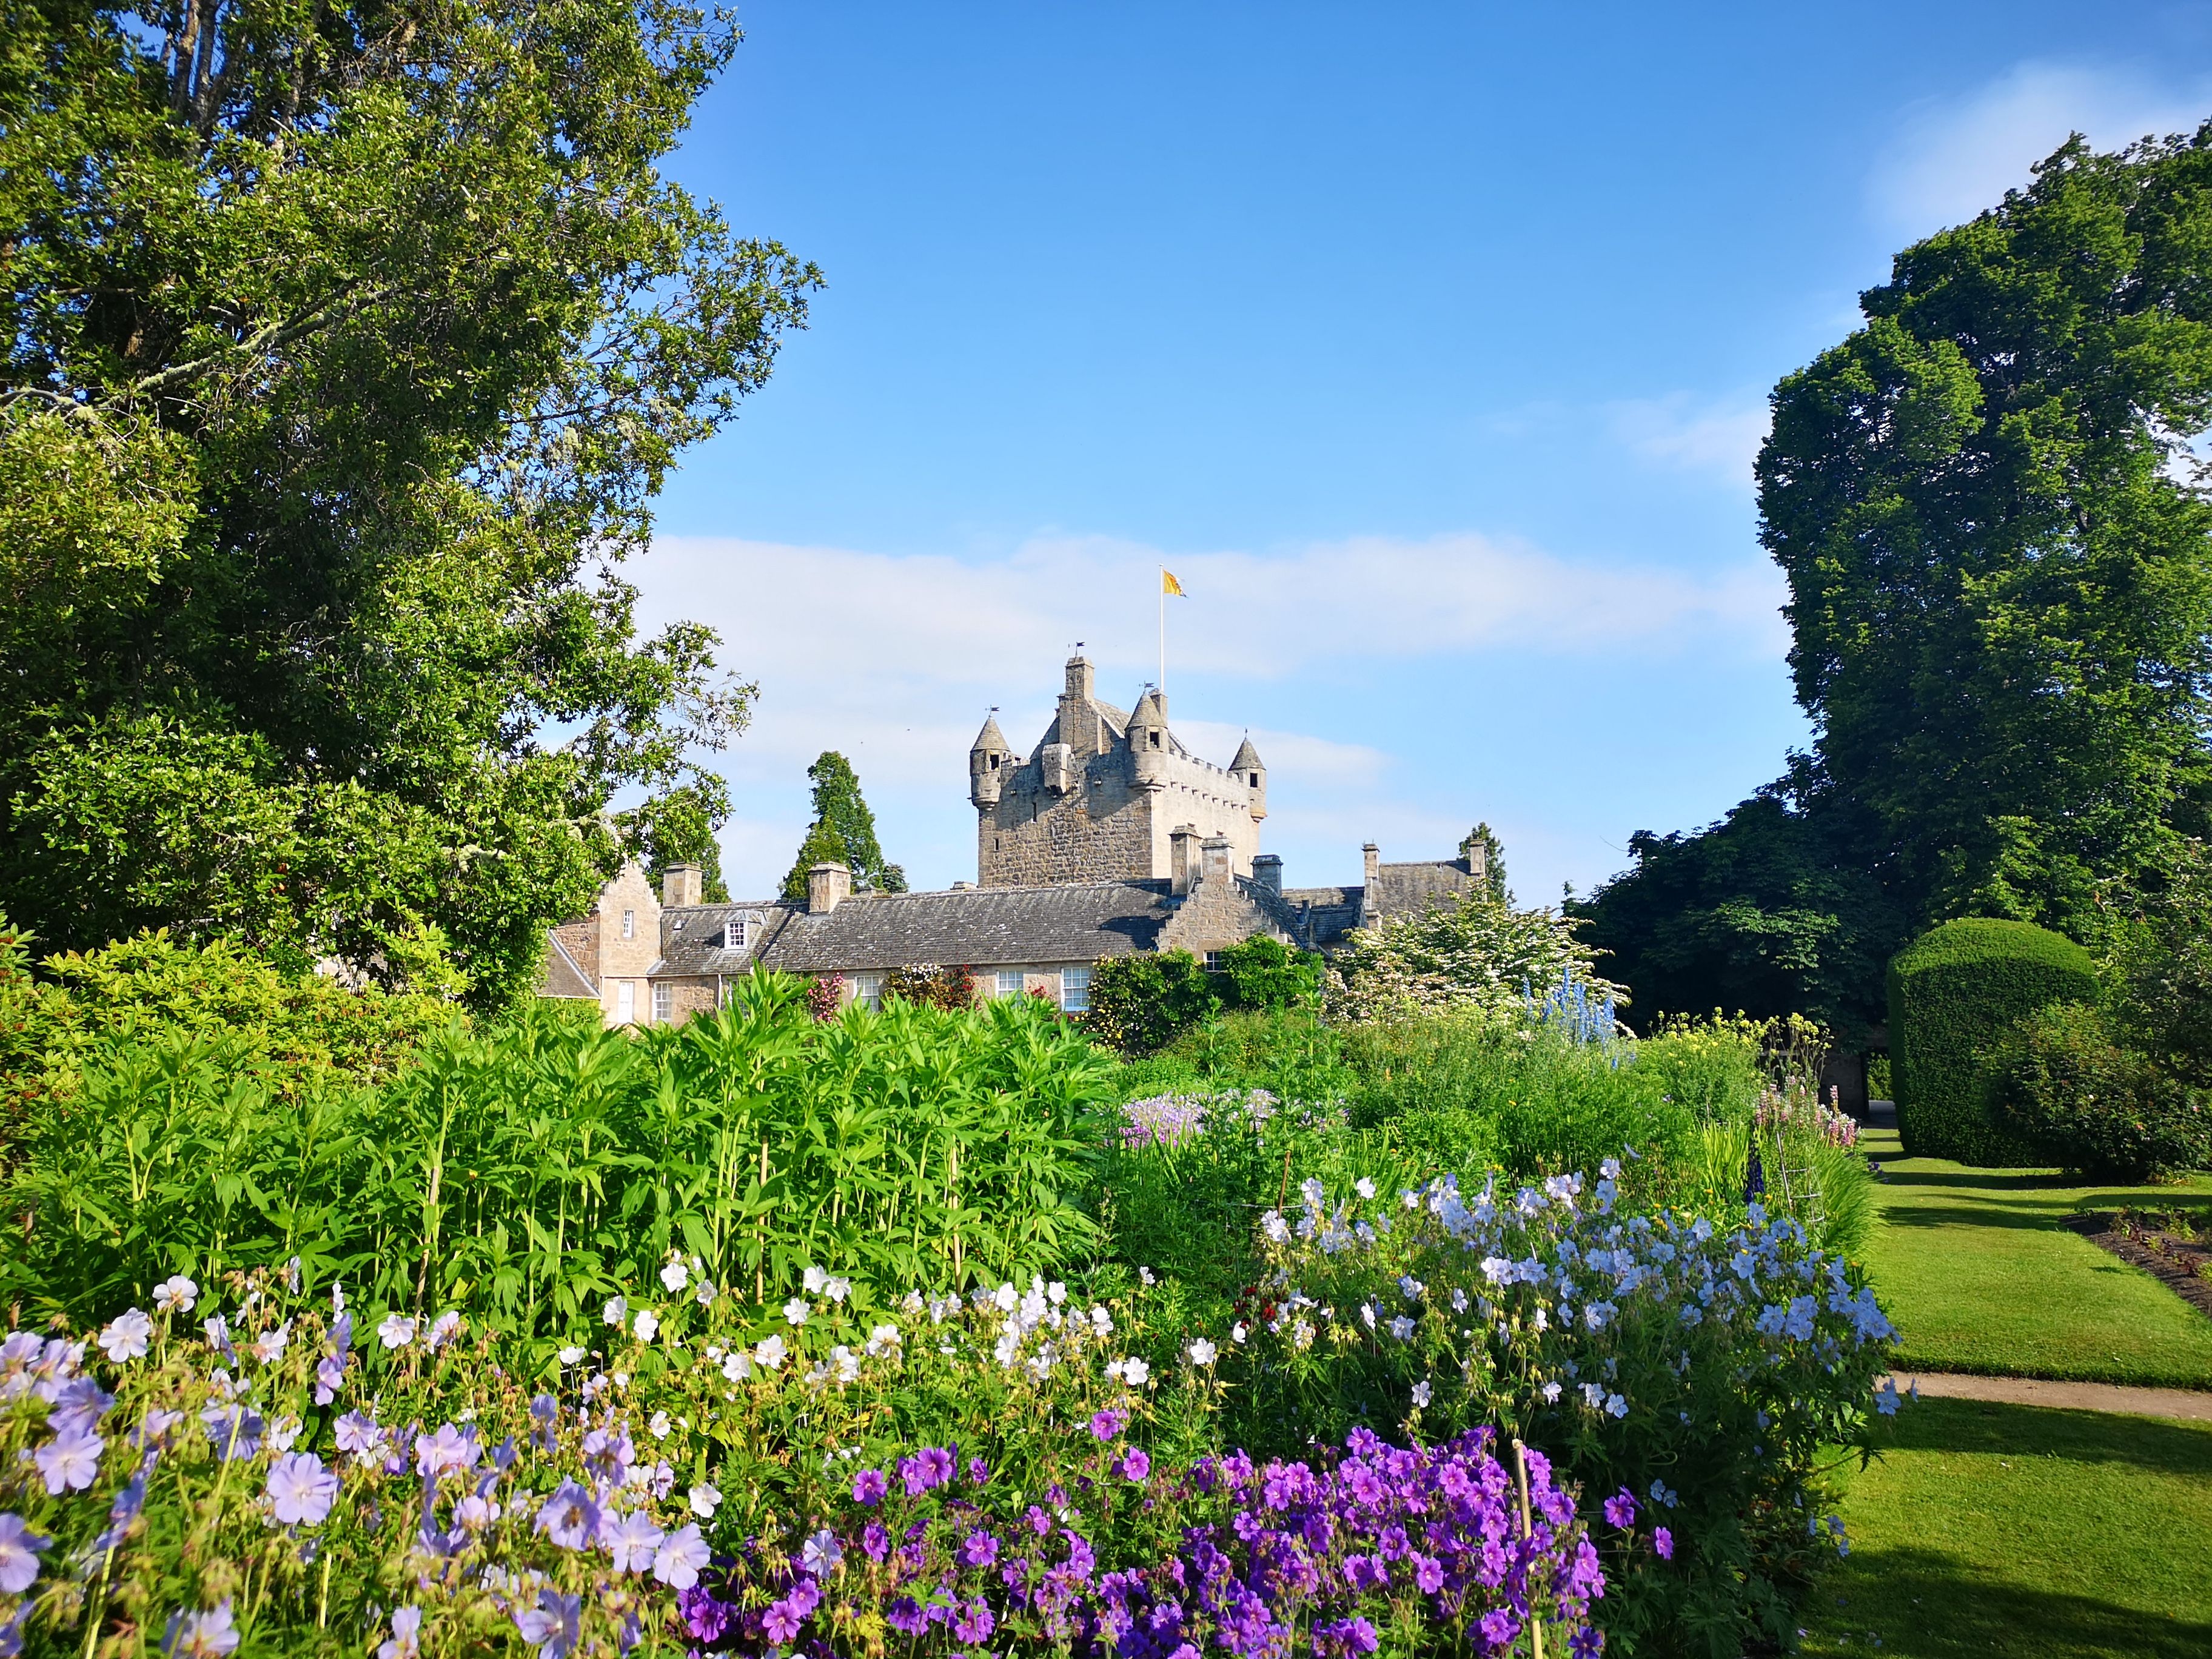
(1654, 1526, 1674, 1560)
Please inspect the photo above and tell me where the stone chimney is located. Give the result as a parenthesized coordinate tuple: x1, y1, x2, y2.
(1200, 836, 1233, 888)
(662, 863, 703, 908)
(1362, 843, 1380, 891)
(1464, 832, 1488, 886)
(1252, 853, 1283, 895)
(808, 862, 851, 914)
(1170, 825, 1202, 896)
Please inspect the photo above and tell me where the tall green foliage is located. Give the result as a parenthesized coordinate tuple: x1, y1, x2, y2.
(1888, 918, 2100, 1164)
(1329, 888, 1618, 1023)
(1, 978, 1113, 1342)
(0, 1, 814, 1004)
(781, 751, 906, 899)
(1586, 129, 2212, 1024)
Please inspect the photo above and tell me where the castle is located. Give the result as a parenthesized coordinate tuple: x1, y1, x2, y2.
(541, 654, 1489, 1025)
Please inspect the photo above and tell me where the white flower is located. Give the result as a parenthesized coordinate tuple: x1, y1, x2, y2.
(1047, 1281, 1067, 1305)
(694, 1281, 717, 1306)
(1120, 1357, 1150, 1386)
(153, 1276, 198, 1315)
(1355, 1177, 1376, 1201)
(648, 1411, 672, 1440)
(1232, 1322, 1248, 1344)
(632, 1310, 660, 1343)
(1187, 1338, 1218, 1366)
(377, 1315, 418, 1351)
(803, 1265, 828, 1295)
(688, 1482, 722, 1519)
(426, 1312, 462, 1350)
(660, 1258, 690, 1294)
(1411, 1379, 1433, 1408)
(1139, 1267, 1156, 1286)
(754, 1335, 787, 1370)
(721, 1350, 753, 1382)
(603, 1296, 628, 1327)
(993, 1282, 1019, 1312)
(252, 1321, 291, 1366)
(557, 1346, 585, 1366)
(100, 1310, 153, 1363)
(1090, 1305, 1114, 1336)
(783, 1298, 810, 1326)
(1290, 1319, 1315, 1350)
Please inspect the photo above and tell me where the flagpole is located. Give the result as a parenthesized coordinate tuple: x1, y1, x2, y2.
(1158, 566, 1166, 700)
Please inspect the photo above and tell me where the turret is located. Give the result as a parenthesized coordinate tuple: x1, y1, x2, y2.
(1230, 733, 1266, 821)
(968, 714, 1010, 807)
(1129, 688, 1169, 789)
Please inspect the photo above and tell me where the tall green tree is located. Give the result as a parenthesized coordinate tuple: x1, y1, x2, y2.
(0, 0, 813, 1005)
(1585, 128, 2212, 1026)
(780, 752, 905, 900)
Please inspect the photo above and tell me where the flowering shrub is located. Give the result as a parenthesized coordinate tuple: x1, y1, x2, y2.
(677, 1427, 1603, 1659)
(1326, 892, 1621, 1025)
(0, 1255, 1614, 1659)
(1225, 1165, 1895, 1654)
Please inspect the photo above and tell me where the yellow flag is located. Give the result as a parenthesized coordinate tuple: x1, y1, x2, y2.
(1162, 568, 1187, 597)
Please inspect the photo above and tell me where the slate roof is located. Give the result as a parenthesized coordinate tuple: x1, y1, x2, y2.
(1282, 886, 1366, 951)
(542, 931, 599, 997)
(666, 881, 1185, 975)
(651, 902, 786, 977)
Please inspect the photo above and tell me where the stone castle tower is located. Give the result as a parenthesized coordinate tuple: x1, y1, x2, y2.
(969, 655, 1267, 888)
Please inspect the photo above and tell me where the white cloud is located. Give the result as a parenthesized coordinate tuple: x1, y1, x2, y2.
(1609, 392, 1769, 492)
(1871, 61, 2212, 237)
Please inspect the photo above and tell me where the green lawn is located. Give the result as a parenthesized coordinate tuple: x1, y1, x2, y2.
(1860, 1126, 2212, 1388)
(1798, 1396, 2212, 1659)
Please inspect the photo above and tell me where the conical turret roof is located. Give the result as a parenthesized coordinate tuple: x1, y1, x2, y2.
(1130, 687, 1167, 725)
(970, 714, 1009, 753)
(1229, 734, 1264, 773)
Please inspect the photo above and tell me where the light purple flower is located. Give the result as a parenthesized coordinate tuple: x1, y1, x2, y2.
(99, 1310, 153, 1363)
(515, 1590, 581, 1659)
(377, 1315, 417, 1351)
(162, 1601, 241, 1658)
(375, 1606, 421, 1659)
(414, 1424, 478, 1479)
(35, 1430, 102, 1494)
(802, 1528, 843, 1574)
(602, 1510, 665, 1574)
(654, 1522, 710, 1588)
(153, 1276, 197, 1315)
(1654, 1526, 1674, 1560)
(0, 1513, 50, 1594)
(266, 1453, 338, 1526)
(534, 1481, 599, 1550)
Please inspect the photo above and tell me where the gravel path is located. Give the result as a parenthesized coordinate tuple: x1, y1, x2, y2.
(1888, 1370, 2212, 1423)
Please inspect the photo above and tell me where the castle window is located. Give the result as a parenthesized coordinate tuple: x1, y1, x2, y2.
(1061, 965, 1091, 1013)
(1149, 731, 1162, 749)
(1203, 951, 1224, 972)
(652, 983, 672, 1024)
(621, 909, 635, 940)
(1250, 773, 1261, 786)
(990, 754, 999, 769)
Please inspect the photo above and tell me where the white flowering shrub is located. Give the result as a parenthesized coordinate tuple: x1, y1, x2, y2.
(1221, 1163, 1898, 1655)
(1326, 891, 1621, 1025)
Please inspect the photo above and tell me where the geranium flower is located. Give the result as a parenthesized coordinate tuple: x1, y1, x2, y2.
(602, 1509, 665, 1573)
(754, 1335, 786, 1370)
(534, 1481, 600, 1550)
(900, 1446, 954, 1494)
(425, 1312, 463, 1350)
(1603, 1489, 1637, 1529)
(36, 1430, 102, 1494)
(632, 1310, 659, 1343)
(655, 1523, 711, 1588)
(782, 1298, 809, 1326)
(377, 1315, 417, 1351)
(99, 1309, 152, 1363)
(661, 1256, 690, 1293)
(153, 1277, 197, 1315)
(266, 1453, 338, 1526)
(1654, 1526, 1674, 1560)
(0, 1513, 50, 1594)
(375, 1607, 421, 1659)
(852, 1467, 888, 1504)
(515, 1589, 581, 1659)
(1188, 1338, 1218, 1366)
(602, 1296, 627, 1327)
(414, 1424, 477, 1479)
(163, 1600, 241, 1658)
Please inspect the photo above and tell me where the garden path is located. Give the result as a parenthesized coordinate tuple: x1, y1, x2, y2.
(1886, 1369, 2212, 1423)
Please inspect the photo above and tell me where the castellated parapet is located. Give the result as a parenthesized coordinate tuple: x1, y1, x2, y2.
(970, 655, 1266, 888)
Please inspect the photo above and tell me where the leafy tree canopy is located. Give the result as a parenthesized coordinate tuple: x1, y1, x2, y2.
(0, 0, 815, 1006)
(781, 752, 905, 900)
(1584, 129, 2212, 1028)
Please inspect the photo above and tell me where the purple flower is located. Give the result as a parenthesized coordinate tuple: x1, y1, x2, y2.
(762, 1599, 804, 1644)
(1480, 1608, 1521, 1648)
(968, 1455, 990, 1485)
(266, 1453, 338, 1526)
(852, 1467, 888, 1505)
(1090, 1409, 1127, 1442)
(34, 1430, 102, 1494)
(0, 1513, 50, 1594)
(313, 1355, 346, 1406)
(1413, 1553, 1445, 1594)
(515, 1590, 581, 1659)
(162, 1601, 241, 1659)
(1120, 1448, 1151, 1482)
(962, 1529, 1001, 1567)
(1603, 1488, 1637, 1529)
(863, 1521, 890, 1560)
(602, 1509, 665, 1573)
(655, 1523, 711, 1588)
(414, 1424, 478, 1480)
(900, 1446, 954, 1495)
(1654, 1526, 1674, 1560)
(534, 1480, 599, 1550)
(953, 1599, 996, 1643)
(886, 1597, 927, 1636)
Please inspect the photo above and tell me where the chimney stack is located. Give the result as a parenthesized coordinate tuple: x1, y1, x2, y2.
(662, 863, 703, 908)
(1252, 853, 1283, 895)
(1170, 825, 1202, 896)
(1200, 836, 1233, 888)
(1362, 842, 1380, 892)
(808, 862, 852, 914)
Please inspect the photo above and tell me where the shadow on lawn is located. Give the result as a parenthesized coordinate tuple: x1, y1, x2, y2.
(1877, 1396, 2212, 1478)
(1875, 1202, 2080, 1233)
(1822, 1545, 2212, 1659)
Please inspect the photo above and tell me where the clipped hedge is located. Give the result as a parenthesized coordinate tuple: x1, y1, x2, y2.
(1983, 1001, 2212, 1181)
(1888, 918, 2099, 1164)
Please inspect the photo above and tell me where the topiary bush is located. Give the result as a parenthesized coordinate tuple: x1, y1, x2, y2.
(1888, 919, 2100, 1164)
(1983, 1002, 2212, 1181)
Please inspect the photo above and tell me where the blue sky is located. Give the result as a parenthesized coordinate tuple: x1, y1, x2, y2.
(632, 1, 2212, 903)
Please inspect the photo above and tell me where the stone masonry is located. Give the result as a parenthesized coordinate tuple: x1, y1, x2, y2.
(969, 655, 1265, 888)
